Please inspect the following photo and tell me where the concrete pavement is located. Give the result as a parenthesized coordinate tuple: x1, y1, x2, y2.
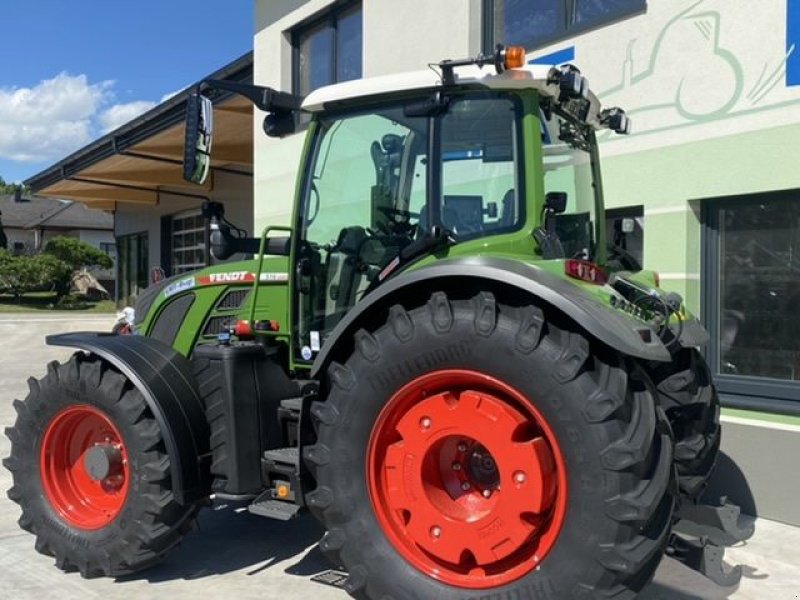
(0, 313, 798, 599)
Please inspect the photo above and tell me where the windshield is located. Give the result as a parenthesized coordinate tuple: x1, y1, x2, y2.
(296, 94, 523, 358)
(541, 109, 601, 260)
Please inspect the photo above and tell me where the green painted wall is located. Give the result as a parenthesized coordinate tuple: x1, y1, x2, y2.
(600, 120, 800, 312)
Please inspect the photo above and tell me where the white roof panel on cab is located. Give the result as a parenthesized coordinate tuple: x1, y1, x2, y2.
(301, 64, 557, 112)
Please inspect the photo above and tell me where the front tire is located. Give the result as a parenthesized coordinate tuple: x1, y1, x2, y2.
(4, 353, 199, 577)
(305, 292, 675, 599)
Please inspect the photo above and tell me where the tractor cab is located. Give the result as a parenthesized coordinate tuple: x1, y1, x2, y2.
(184, 46, 632, 354)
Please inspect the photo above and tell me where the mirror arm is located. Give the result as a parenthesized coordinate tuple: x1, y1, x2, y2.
(200, 79, 303, 113)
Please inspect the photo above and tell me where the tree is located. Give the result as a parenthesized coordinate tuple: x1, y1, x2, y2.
(0, 176, 30, 195)
(0, 250, 42, 300)
(44, 237, 113, 270)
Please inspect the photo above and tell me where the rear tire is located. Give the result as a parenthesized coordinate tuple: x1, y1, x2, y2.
(305, 291, 675, 599)
(4, 353, 199, 577)
(648, 349, 720, 500)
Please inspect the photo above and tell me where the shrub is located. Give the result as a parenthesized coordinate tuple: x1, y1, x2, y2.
(44, 237, 113, 271)
(0, 249, 71, 300)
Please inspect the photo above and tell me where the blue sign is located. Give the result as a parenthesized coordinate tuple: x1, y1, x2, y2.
(788, 0, 800, 85)
(529, 46, 575, 66)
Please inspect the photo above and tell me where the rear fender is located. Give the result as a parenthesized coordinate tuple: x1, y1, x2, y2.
(311, 256, 672, 379)
(46, 332, 210, 505)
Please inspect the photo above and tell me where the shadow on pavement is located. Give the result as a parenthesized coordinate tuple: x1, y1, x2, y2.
(118, 496, 758, 600)
(119, 502, 331, 583)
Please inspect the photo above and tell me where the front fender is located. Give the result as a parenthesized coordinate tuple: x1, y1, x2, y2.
(312, 256, 672, 379)
(46, 332, 210, 505)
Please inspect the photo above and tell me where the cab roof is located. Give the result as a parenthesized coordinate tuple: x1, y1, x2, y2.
(302, 64, 559, 112)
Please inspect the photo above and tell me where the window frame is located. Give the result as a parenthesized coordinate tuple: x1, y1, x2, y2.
(701, 191, 800, 416)
(170, 209, 209, 275)
(482, 0, 646, 53)
(116, 230, 149, 306)
(606, 205, 644, 268)
(291, 1, 363, 98)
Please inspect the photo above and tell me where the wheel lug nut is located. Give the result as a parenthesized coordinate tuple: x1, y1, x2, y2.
(457, 442, 467, 452)
(514, 471, 526, 484)
(451, 463, 461, 471)
(430, 526, 441, 538)
(461, 481, 471, 491)
(420, 417, 431, 430)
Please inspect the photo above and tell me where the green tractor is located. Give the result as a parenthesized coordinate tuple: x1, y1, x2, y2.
(5, 46, 743, 598)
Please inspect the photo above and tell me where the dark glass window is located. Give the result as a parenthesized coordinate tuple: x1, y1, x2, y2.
(294, 3, 362, 97)
(607, 206, 644, 269)
(117, 232, 148, 306)
(717, 197, 800, 381)
(486, 0, 645, 50)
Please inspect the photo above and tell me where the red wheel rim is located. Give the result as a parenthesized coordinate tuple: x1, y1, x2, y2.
(39, 405, 130, 530)
(367, 370, 568, 589)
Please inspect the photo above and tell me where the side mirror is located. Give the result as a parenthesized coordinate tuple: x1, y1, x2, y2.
(545, 191, 568, 214)
(183, 93, 214, 184)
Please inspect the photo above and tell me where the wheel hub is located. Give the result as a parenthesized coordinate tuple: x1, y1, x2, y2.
(367, 369, 567, 589)
(83, 443, 124, 482)
(39, 405, 130, 530)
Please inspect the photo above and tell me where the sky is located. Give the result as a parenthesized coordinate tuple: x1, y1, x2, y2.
(0, 0, 253, 184)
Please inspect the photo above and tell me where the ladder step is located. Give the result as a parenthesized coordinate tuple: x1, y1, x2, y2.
(248, 498, 302, 521)
(280, 397, 303, 412)
(263, 446, 299, 466)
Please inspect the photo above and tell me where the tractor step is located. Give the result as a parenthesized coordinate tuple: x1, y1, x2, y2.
(280, 397, 303, 412)
(248, 497, 302, 521)
(263, 446, 299, 466)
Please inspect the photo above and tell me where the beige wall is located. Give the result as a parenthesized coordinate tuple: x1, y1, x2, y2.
(115, 170, 253, 274)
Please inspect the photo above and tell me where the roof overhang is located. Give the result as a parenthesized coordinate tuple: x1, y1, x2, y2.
(26, 52, 254, 211)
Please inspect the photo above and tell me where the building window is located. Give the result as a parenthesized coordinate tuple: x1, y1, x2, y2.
(100, 242, 117, 261)
(12, 242, 25, 255)
(703, 190, 800, 411)
(607, 206, 644, 269)
(293, 2, 362, 97)
(171, 211, 208, 275)
(484, 0, 645, 51)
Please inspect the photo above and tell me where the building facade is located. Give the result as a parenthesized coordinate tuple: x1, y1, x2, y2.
(252, 0, 800, 524)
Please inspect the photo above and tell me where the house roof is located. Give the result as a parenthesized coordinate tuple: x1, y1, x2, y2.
(25, 52, 254, 210)
(0, 194, 112, 230)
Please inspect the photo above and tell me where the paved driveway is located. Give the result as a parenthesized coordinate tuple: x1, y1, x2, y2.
(0, 313, 797, 599)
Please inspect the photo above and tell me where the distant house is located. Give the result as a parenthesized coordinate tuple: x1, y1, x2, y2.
(0, 190, 115, 294)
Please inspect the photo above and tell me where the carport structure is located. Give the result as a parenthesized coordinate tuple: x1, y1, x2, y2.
(25, 53, 256, 304)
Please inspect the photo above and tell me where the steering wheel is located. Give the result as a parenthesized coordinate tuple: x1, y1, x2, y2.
(372, 206, 419, 237)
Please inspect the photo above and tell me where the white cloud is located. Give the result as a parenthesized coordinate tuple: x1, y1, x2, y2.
(99, 100, 156, 133)
(0, 72, 171, 163)
(0, 73, 113, 162)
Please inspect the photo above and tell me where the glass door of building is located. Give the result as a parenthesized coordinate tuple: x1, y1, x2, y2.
(117, 232, 148, 306)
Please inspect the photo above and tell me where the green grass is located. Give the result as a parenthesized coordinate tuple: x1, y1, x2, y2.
(0, 292, 116, 313)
